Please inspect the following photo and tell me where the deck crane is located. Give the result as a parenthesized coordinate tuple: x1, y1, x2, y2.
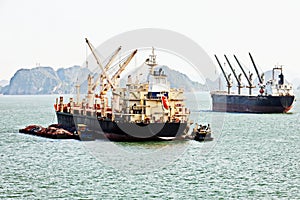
(234, 55, 255, 95)
(224, 55, 244, 94)
(101, 49, 138, 94)
(97, 50, 137, 118)
(249, 52, 265, 94)
(85, 38, 116, 91)
(249, 53, 264, 84)
(91, 46, 122, 92)
(214, 55, 232, 94)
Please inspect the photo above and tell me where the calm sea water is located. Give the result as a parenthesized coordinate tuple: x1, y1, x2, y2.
(0, 92, 299, 199)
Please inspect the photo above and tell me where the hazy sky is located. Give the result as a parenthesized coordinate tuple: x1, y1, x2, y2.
(1, 0, 300, 83)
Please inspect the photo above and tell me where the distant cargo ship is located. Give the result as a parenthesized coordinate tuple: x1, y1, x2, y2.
(54, 39, 190, 141)
(211, 53, 295, 113)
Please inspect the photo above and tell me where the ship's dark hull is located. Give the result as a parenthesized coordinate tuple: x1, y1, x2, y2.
(211, 93, 295, 113)
(56, 112, 188, 141)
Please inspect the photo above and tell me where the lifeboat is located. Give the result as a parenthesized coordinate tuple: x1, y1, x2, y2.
(161, 96, 169, 110)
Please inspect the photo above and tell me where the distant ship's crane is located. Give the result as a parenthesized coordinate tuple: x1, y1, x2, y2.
(214, 55, 232, 94)
(224, 55, 244, 95)
(249, 53, 265, 94)
(234, 55, 255, 95)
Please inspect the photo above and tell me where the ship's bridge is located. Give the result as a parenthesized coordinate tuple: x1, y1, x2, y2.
(264, 67, 293, 96)
(148, 68, 169, 92)
(265, 80, 293, 96)
(147, 66, 170, 98)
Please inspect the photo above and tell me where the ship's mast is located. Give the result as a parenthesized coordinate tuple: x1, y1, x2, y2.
(214, 55, 232, 94)
(234, 55, 255, 95)
(146, 47, 157, 74)
(86, 74, 94, 107)
(224, 55, 243, 95)
(75, 79, 80, 106)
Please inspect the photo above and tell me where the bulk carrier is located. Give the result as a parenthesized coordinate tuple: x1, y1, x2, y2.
(211, 53, 295, 113)
(54, 39, 190, 141)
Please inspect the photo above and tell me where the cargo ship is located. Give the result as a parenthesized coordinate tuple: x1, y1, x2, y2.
(211, 53, 295, 113)
(54, 39, 190, 141)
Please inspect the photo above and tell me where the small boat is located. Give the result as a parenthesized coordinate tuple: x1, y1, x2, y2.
(191, 123, 213, 142)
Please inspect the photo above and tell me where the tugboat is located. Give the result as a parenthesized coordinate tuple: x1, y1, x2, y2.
(54, 39, 191, 141)
(211, 53, 295, 113)
(191, 123, 213, 142)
